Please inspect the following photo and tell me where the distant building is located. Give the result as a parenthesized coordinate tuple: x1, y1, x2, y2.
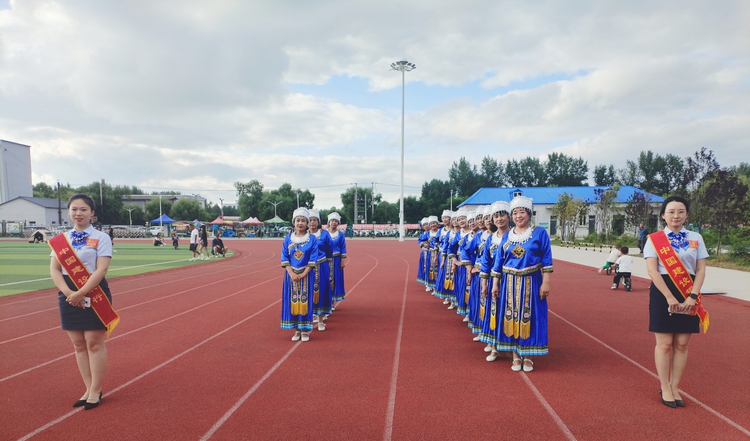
(121, 194, 207, 212)
(0, 140, 33, 204)
(0, 196, 70, 227)
(459, 186, 664, 239)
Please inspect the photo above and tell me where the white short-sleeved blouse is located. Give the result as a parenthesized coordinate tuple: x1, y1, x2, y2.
(51, 226, 113, 275)
(643, 227, 708, 275)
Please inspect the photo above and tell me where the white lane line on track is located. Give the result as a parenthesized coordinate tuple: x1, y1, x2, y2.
(520, 372, 577, 441)
(200, 253, 380, 440)
(0, 257, 279, 324)
(199, 343, 301, 441)
(0, 275, 281, 383)
(17, 300, 281, 441)
(551, 310, 750, 437)
(383, 258, 409, 441)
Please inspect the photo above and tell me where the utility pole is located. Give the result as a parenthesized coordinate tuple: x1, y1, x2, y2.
(353, 183, 358, 224)
(57, 181, 62, 226)
(371, 182, 375, 223)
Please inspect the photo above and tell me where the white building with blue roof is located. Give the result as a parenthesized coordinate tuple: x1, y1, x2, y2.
(459, 186, 664, 239)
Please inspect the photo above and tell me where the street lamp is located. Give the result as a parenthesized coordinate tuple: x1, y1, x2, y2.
(219, 198, 224, 218)
(390, 59, 416, 242)
(268, 200, 282, 218)
(159, 193, 163, 232)
(126, 207, 136, 226)
(296, 192, 300, 208)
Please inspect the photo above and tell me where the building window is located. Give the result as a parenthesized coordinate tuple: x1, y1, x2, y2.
(513, 191, 522, 198)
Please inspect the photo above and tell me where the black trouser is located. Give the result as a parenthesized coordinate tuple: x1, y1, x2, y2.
(637, 239, 645, 253)
(613, 272, 631, 285)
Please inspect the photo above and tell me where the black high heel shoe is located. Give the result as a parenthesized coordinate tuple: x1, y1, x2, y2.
(660, 389, 677, 408)
(84, 392, 102, 411)
(73, 397, 87, 408)
(675, 398, 685, 407)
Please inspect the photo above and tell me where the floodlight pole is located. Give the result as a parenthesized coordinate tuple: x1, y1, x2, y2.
(268, 200, 282, 218)
(390, 59, 416, 242)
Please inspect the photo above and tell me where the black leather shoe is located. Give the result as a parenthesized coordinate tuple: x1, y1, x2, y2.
(660, 390, 677, 408)
(675, 399, 685, 407)
(84, 392, 102, 411)
(73, 398, 87, 408)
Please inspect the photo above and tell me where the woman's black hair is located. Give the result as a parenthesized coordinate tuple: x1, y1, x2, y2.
(67, 193, 96, 211)
(660, 195, 690, 216)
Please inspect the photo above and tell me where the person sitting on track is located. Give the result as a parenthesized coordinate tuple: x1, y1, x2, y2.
(211, 232, 228, 257)
(153, 233, 164, 246)
(612, 246, 633, 290)
(598, 244, 622, 274)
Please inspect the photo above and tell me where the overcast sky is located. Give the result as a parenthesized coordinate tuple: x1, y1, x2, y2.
(1, 0, 748, 210)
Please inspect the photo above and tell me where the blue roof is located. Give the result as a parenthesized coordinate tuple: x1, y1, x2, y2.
(458, 186, 664, 206)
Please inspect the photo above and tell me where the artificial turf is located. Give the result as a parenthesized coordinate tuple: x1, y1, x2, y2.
(0, 240, 226, 297)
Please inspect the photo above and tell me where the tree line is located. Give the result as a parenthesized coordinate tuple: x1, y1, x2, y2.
(32, 182, 236, 226)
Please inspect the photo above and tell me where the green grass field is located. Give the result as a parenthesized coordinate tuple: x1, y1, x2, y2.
(0, 241, 228, 297)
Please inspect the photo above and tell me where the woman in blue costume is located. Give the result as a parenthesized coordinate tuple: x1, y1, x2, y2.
(449, 211, 471, 317)
(281, 208, 320, 342)
(459, 211, 479, 325)
(327, 212, 348, 309)
(479, 201, 511, 361)
(425, 216, 441, 292)
(308, 209, 333, 331)
(433, 211, 453, 301)
(462, 207, 488, 339)
(491, 196, 552, 372)
(416, 218, 429, 287)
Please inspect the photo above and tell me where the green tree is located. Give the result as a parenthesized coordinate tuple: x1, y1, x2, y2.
(33, 182, 58, 198)
(545, 152, 588, 186)
(551, 192, 587, 242)
(680, 147, 720, 233)
(420, 179, 451, 215)
(703, 169, 749, 257)
(593, 185, 619, 243)
(479, 156, 505, 187)
(74, 181, 126, 224)
(235, 180, 264, 219)
(654, 154, 685, 195)
(170, 199, 203, 221)
(340, 186, 380, 224)
(401, 196, 425, 224)
(145, 197, 173, 223)
(121, 204, 145, 226)
(593, 165, 617, 186)
(372, 201, 399, 224)
(624, 191, 655, 233)
(505, 157, 546, 187)
(449, 157, 481, 198)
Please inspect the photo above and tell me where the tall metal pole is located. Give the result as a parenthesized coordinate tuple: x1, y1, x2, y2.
(390, 60, 415, 242)
(399, 67, 405, 241)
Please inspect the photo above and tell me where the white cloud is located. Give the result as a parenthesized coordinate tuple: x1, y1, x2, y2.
(1, 0, 748, 210)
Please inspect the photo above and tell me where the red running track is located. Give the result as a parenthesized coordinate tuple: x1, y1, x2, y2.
(0, 240, 748, 441)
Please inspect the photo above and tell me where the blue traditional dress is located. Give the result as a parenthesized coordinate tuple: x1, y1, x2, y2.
(311, 229, 334, 317)
(416, 229, 429, 285)
(329, 229, 347, 303)
(478, 231, 504, 345)
(451, 229, 472, 315)
(425, 229, 440, 290)
(491, 226, 553, 356)
(281, 232, 320, 331)
(433, 227, 452, 299)
(462, 230, 488, 334)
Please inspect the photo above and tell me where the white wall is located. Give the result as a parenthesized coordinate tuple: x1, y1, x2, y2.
(0, 140, 33, 204)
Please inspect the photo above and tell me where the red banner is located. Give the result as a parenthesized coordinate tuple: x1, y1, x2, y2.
(648, 231, 709, 333)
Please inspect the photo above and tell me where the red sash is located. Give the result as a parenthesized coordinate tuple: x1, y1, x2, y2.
(649, 231, 709, 333)
(49, 234, 120, 336)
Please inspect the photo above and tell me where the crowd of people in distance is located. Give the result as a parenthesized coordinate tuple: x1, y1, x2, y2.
(418, 196, 553, 372)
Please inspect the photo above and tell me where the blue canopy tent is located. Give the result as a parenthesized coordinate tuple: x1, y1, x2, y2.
(150, 214, 176, 224)
(149, 214, 176, 236)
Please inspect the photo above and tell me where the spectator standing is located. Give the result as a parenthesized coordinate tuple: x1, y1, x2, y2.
(189, 224, 201, 261)
(638, 223, 649, 254)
